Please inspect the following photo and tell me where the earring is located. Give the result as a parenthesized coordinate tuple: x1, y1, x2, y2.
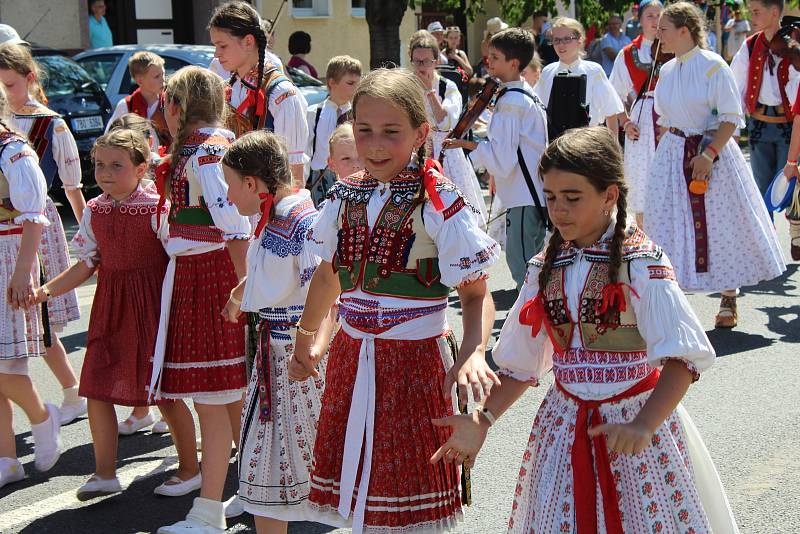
(603, 209, 610, 217)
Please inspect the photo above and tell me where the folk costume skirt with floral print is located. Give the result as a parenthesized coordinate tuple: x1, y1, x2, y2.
(625, 97, 658, 214)
(508, 384, 718, 534)
(159, 248, 246, 399)
(40, 197, 79, 330)
(308, 329, 463, 533)
(1, 234, 43, 361)
(238, 319, 326, 520)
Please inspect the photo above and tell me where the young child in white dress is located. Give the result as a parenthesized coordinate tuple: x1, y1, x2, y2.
(221, 130, 333, 534)
(432, 127, 739, 534)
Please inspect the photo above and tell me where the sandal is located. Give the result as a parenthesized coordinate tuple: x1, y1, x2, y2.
(715, 295, 738, 329)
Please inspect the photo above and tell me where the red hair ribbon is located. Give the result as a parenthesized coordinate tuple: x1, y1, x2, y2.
(519, 294, 547, 337)
(253, 191, 275, 239)
(154, 158, 171, 231)
(597, 282, 640, 315)
(157, 145, 168, 159)
(423, 158, 445, 212)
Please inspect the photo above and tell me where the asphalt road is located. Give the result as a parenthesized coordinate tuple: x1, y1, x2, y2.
(2, 202, 799, 534)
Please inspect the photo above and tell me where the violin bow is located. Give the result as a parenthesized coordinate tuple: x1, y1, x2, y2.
(632, 38, 663, 126)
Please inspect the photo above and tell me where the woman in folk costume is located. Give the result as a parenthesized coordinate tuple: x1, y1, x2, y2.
(0, 43, 87, 425)
(432, 126, 739, 534)
(535, 17, 625, 135)
(410, 31, 488, 228)
(151, 66, 251, 534)
(208, 1, 308, 187)
(0, 88, 62, 490)
(646, 2, 784, 329)
(293, 68, 501, 533)
(609, 0, 664, 225)
(220, 131, 332, 533)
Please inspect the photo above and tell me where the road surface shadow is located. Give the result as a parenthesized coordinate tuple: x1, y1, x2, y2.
(705, 328, 775, 357)
(759, 304, 800, 343)
(742, 263, 799, 297)
(60, 330, 88, 354)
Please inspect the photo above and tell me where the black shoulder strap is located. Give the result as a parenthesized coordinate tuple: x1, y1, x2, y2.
(310, 104, 323, 162)
(438, 78, 447, 101)
(516, 146, 551, 230)
(502, 87, 547, 112)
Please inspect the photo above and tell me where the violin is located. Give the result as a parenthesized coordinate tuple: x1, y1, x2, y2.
(438, 77, 499, 163)
(768, 16, 800, 70)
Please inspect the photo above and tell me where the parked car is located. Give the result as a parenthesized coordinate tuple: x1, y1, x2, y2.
(32, 47, 112, 195)
(73, 44, 327, 107)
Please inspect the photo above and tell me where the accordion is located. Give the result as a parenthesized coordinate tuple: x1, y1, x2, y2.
(547, 72, 590, 140)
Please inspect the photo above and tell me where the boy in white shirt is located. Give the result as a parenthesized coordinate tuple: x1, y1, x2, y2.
(106, 51, 170, 148)
(305, 55, 361, 205)
(444, 28, 549, 289)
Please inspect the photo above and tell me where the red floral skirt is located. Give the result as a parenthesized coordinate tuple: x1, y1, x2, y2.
(160, 248, 246, 398)
(309, 329, 462, 531)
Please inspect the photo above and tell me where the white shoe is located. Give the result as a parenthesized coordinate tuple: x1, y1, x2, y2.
(157, 497, 225, 533)
(59, 398, 88, 425)
(153, 472, 202, 497)
(32, 404, 62, 472)
(76, 475, 122, 501)
(223, 494, 245, 518)
(118, 412, 155, 435)
(151, 418, 170, 434)
(0, 457, 25, 489)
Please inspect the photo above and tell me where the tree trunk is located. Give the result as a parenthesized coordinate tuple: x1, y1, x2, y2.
(366, 0, 408, 70)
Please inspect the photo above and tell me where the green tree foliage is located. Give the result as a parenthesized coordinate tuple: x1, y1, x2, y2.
(411, 0, 631, 28)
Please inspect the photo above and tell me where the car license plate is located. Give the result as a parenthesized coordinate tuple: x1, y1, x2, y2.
(71, 115, 103, 133)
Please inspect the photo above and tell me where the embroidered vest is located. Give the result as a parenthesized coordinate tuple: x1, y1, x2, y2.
(126, 88, 172, 149)
(331, 170, 451, 300)
(745, 32, 793, 120)
(623, 35, 656, 94)
(167, 131, 230, 243)
(529, 225, 661, 353)
(0, 132, 31, 223)
(225, 66, 290, 138)
(15, 103, 60, 190)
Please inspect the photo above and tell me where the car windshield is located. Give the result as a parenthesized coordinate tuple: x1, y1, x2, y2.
(37, 55, 104, 98)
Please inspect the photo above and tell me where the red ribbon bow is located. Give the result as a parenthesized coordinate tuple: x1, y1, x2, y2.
(597, 282, 639, 315)
(519, 294, 547, 337)
(157, 145, 168, 159)
(253, 192, 275, 239)
(422, 158, 445, 212)
(154, 157, 171, 230)
(237, 87, 266, 119)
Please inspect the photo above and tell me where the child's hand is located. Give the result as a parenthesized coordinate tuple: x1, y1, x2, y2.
(221, 296, 242, 323)
(624, 121, 640, 141)
(429, 411, 490, 468)
(288, 339, 321, 381)
(588, 420, 653, 455)
(7, 270, 34, 310)
(443, 351, 501, 404)
(32, 287, 48, 305)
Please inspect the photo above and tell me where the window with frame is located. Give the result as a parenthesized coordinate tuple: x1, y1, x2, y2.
(351, 0, 365, 17)
(292, 0, 330, 17)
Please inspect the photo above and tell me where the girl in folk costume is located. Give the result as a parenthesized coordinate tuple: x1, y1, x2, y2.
(647, 2, 784, 329)
(0, 43, 87, 426)
(432, 127, 740, 534)
(208, 1, 309, 187)
(609, 0, 664, 224)
(220, 131, 332, 533)
(0, 89, 61, 490)
(410, 31, 488, 228)
(535, 17, 625, 135)
(151, 66, 251, 534)
(33, 129, 173, 500)
(294, 68, 501, 533)
(106, 51, 172, 150)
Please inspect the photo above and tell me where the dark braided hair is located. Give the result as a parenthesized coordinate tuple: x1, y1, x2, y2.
(208, 1, 268, 129)
(537, 126, 629, 318)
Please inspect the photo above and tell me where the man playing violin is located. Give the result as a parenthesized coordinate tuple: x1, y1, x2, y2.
(731, 0, 800, 256)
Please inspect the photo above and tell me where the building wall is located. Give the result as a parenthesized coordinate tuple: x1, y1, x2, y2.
(0, 0, 86, 50)
(264, 0, 418, 74)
